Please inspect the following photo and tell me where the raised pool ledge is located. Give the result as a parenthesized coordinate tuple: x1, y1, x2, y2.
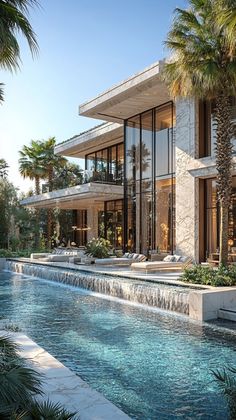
(6, 259, 236, 321)
(5, 259, 191, 315)
(0, 330, 130, 420)
(189, 287, 236, 321)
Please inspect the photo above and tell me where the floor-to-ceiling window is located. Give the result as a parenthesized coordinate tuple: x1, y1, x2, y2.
(98, 200, 123, 250)
(124, 102, 175, 256)
(85, 143, 124, 184)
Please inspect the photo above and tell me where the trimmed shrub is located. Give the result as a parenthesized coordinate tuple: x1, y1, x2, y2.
(181, 264, 236, 287)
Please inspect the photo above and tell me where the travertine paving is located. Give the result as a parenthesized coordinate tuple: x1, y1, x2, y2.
(0, 331, 130, 420)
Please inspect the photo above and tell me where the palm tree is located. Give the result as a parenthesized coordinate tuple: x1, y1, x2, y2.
(40, 137, 67, 248)
(0, 0, 39, 102)
(19, 140, 45, 248)
(41, 137, 67, 192)
(19, 141, 44, 195)
(163, 0, 236, 265)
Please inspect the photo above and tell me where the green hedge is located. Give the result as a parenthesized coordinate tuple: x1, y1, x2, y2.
(181, 265, 236, 287)
(0, 248, 50, 258)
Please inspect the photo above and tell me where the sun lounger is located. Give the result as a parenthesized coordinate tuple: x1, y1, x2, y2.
(95, 253, 146, 266)
(131, 256, 192, 273)
(31, 248, 84, 263)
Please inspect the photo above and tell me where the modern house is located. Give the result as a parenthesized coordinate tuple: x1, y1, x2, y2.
(21, 60, 236, 263)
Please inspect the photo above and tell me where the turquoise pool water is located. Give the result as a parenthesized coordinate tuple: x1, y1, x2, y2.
(0, 271, 234, 419)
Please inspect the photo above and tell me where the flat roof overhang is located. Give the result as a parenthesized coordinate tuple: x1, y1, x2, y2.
(55, 122, 123, 158)
(20, 183, 124, 210)
(79, 60, 171, 123)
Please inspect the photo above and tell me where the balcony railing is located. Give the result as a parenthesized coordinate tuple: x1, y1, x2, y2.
(42, 169, 123, 193)
(81, 169, 123, 185)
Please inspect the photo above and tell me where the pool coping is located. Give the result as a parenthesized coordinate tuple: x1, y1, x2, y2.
(0, 330, 130, 420)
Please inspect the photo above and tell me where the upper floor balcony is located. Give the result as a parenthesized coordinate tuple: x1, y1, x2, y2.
(81, 168, 123, 185)
(42, 166, 123, 194)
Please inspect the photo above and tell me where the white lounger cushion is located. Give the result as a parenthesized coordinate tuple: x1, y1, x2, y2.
(95, 254, 146, 265)
(95, 257, 132, 265)
(131, 258, 192, 271)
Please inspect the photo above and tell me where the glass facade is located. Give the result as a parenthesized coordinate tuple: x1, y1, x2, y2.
(124, 102, 176, 256)
(205, 177, 236, 257)
(98, 200, 123, 250)
(85, 143, 124, 184)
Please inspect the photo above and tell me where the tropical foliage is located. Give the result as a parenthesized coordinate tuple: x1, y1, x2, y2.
(0, 334, 77, 419)
(0, 0, 39, 101)
(18, 138, 81, 248)
(213, 365, 236, 419)
(19, 141, 45, 195)
(181, 264, 236, 286)
(0, 178, 18, 248)
(85, 237, 111, 258)
(163, 0, 236, 265)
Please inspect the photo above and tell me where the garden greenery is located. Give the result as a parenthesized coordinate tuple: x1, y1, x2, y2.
(85, 238, 111, 258)
(213, 366, 236, 419)
(181, 265, 236, 287)
(0, 334, 77, 419)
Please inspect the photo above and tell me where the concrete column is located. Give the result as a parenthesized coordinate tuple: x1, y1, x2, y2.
(175, 98, 199, 262)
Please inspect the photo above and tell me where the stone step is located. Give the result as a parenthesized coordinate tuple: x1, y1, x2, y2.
(218, 308, 236, 322)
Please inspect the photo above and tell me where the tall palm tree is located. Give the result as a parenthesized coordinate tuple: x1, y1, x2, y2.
(19, 140, 44, 248)
(163, 0, 236, 265)
(41, 137, 67, 192)
(19, 141, 44, 195)
(40, 137, 67, 248)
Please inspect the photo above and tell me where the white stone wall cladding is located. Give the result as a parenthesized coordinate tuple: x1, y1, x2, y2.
(175, 98, 199, 262)
(87, 206, 102, 241)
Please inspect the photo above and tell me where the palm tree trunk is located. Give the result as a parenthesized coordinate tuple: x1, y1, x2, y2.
(215, 94, 233, 265)
(219, 204, 229, 265)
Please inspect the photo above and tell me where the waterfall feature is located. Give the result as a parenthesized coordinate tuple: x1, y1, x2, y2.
(6, 261, 190, 315)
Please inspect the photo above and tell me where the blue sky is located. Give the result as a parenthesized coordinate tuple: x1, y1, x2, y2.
(0, 0, 187, 191)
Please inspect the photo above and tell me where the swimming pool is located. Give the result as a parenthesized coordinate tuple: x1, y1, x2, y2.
(0, 270, 234, 419)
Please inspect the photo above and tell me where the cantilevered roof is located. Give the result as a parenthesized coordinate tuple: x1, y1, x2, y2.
(79, 60, 171, 123)
(55, 122, 123, 158)
(20, 183, 124, 210)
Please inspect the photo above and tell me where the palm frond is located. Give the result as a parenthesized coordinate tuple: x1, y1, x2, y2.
(212, 366, 236, 418)
(27, 399, 78, 419)
(0, 82, 4, 102)
(0, 365, 43, 408)
(0, 0, 39, 72)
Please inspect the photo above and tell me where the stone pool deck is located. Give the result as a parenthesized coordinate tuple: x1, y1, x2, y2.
(0, 330, 130, 420)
